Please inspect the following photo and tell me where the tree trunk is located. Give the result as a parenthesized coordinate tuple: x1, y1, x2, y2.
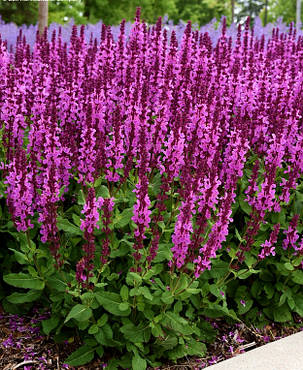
(249, 0, 252, 18)
(83, 0, 91, 19)
(38, 1, 48, 35)
(297, 0, 301, 32)
(264, 0, 268, 25)
(231, 0, 235, 23)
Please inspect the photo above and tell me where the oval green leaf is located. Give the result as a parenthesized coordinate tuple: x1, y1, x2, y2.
(3, 273, 44, 290)
(7, 290, 41, 304)
(65, 345, 95, 366)
(64, 304, 93, 323)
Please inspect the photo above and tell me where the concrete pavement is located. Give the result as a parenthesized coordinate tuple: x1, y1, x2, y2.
(207, 330, 303, 370)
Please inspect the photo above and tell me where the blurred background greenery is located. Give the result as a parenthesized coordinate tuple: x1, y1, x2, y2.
(0, 0, 301, 27)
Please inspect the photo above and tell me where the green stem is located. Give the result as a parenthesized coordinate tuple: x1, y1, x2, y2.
(26, 231, 42, 277)
(175, 276, 196, 297)
(26, 231, 52, 303)
(222, 260, 260, 286)
(171, 273, 182, 295)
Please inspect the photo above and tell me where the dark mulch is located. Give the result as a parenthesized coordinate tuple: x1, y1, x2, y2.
(0, 305, 302, 370)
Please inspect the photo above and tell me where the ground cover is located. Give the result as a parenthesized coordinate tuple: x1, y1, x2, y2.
(1, 307, 302, 369)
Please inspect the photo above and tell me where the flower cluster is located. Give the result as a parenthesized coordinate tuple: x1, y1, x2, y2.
(1, 12, 303, 281)
(76, 188, 103, 286)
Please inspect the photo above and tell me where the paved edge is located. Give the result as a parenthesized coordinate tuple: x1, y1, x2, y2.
(206, 330, 303, 370)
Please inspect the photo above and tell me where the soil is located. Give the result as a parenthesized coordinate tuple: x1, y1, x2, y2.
(0, 305, 302, 370)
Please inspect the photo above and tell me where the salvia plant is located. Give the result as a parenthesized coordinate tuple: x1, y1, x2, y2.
(0, 8, 303, 369)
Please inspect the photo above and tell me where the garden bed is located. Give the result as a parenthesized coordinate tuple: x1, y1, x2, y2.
(1, 306, 302, 369)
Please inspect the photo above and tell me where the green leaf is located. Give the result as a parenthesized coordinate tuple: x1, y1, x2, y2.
(78, 190, 85, 205)
(260, 222, 270, 232)
(117, 354, 132, 368)
(264, 283, 274, 299)
(149, 172, 161, 197)
(237, 269, 260, 279)
(251, 280, 262, 298)
(119, 302, 130, 311)
(132, 354, 147, 370)
(1, 299, 24, 315)
(120, 285, 129, 301)
(84, 338, 97, 347)
(143, 264, 164, 280)
(78, 320, 90, 331)
(235, 228, 244, 242)
(163, 312, 193, 335)
(153, 243, 173, 263)
(72, 214, 81, 226)
(108, 273, 120, 281)
(260, 270, 274, 282)
(174, 301, 183, 313)
(138, 286, 153, 300)
(59, 185, 67, 198)
(284, 262, 294, 271)
(95, 292, 131, 316)
(97, 314, 108, 327)
(273, 304, 292, 322)
(3, 273, 44, 290)
(7, 290, 41, 304)
(143, 308, 154, 320)
(271, 209, 286, 226)
(292, 270, 303, 284)
(161, 291, 174, 305)
(106, 359, 119, 370)
(167, 344, 187, 360)
(111, 242, 131, 257)
(96, 185, 110, 198)
(185, 288, 200, 295)
(13, 233, 36, 254)
(209, 284, 222, 298)
(126, 272, 142, 286)
(239, 195, 252, 215)
(287, 296, 296, 310)
(151, 323, 164, 337)
(156, 335, 178, 350)
(114, 208, 133, 228)
(28, 266, 38, 277)
(57, 217, 82, 235)
(94, 177, 102, 188)
(186, 339, 206, 356)
(279, 292, 288, 306)
(8, 248, 29, 265)
(94, 324, 119, 347)
(65, 345, 95, 366)
(202, 304, 239, 321)
(50, 292, 64, 303)
(120, 322, 151, 343)
(96, 346, 104, 358)
(244, 253, 257, 268)
(199, 321, 217, 342)
(237, 299, 253, 315)
(294, 256, 303, 267)
(88, 324, 99, 335)
(64, 304, 93, 323)
(42, 316, 60, 335)
(293, 295, 303, 316)
(47, 275, 68, 292)
(80, 292, 95, 305)
(209, 260, 229, 279)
